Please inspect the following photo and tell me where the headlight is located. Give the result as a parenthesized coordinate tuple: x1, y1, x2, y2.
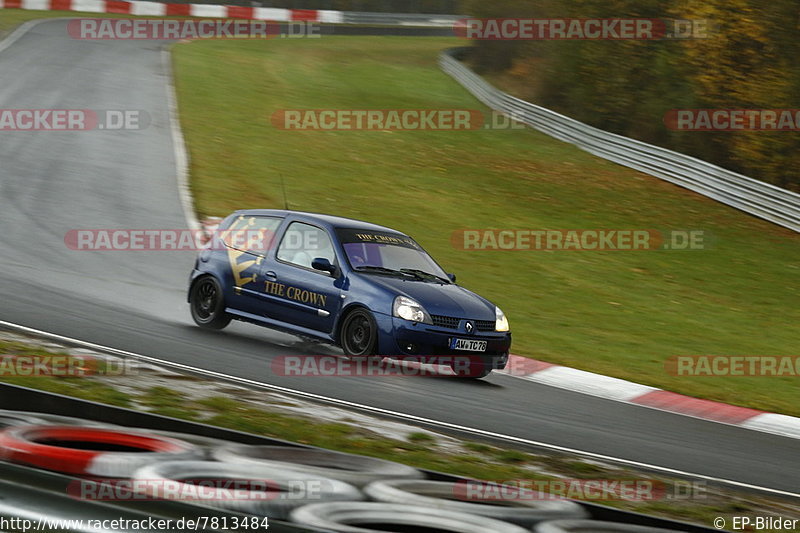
(495, 306, 510, 332)
(393, 296, 432, 324)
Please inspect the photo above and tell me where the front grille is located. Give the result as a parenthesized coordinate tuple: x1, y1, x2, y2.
(475, 320, 496, 332)
(430, 315, 496, 332)
(431, 315, 459, 329)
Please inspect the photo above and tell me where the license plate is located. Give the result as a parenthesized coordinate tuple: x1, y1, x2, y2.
(449, 338, 487, 352)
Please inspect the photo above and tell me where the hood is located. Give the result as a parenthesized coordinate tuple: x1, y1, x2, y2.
(362, 275, 495, 319)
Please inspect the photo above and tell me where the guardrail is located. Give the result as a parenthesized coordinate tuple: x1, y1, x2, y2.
(440, 48, 800, 234)
(340, 12, 462, 26)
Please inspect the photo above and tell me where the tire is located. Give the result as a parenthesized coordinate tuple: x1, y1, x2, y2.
(0, 425, 203, 477)
(290, 502, 530, 533)
(534, 519, 690, 533)
(133, 430, 233, 459)
(212, 445, 423, 488)
(190, 276, 231, 329)
(0, 410, 115, 429)
(339, 308, 377, 357)
(132, 461, 363, 519)
(364, 480, 588, 527)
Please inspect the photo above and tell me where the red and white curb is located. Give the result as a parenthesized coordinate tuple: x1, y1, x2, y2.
(0, 0, 343, 22)
(499, 354, 800, 440)
(196, 214, 800, 442)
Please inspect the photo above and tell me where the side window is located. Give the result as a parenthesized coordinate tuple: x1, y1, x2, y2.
(222, 216, 281, 255)
(277, 222, 336, 269)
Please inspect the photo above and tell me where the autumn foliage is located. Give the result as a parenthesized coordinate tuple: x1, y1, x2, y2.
(464, 0, 800, 191)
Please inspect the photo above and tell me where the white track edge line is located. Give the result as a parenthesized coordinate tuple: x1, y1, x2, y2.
(1, 19, 797, 500)
(162, 46, 200, 232)
(1, 320, 798, 500)
(0, 17, 53, 54)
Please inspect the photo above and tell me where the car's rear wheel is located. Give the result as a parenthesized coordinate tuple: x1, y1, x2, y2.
(190, 276, 231, 330)
(340, 308, 377, 357)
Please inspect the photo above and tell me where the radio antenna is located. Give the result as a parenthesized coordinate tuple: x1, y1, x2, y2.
(280, 174, 289, 210)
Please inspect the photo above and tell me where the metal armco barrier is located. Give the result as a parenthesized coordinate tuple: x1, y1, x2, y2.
(440, 48, 800, 234)
(341, 12, 462, 27)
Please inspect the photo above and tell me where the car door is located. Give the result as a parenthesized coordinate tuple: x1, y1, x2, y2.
(258, 221, 343, 333)
(219, 214, 282, 315)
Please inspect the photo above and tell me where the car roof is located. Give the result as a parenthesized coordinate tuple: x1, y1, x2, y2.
(231, 209, 408, 236)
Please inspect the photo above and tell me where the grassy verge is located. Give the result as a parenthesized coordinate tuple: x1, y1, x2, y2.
(0, 339, 132, 406)
(0, 337, 798, 528)
(0, 9, 66, 33)
(2, 10, 798, 415)
(170, 36, 799, 416)
(0, 9, 149, 35)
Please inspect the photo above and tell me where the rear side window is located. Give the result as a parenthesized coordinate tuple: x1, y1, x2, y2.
(277, 222, 336, 269)
(221, 216, 282, 255)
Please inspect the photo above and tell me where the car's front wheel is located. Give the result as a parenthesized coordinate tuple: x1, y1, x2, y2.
(340, 308, 377, 357)
(189, 276, 231, 330)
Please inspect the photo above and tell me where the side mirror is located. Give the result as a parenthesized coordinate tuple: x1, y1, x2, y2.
(312, 257, 338, 276)
(447, 273, 457, 283)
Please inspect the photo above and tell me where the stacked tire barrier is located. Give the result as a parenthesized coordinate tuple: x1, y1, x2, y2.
(440, 48, 800, 234)
(0, 410, 115, 428)
(0, 387, 719, 533)
(362, 479, 589, 526)
(133, 461, 364, 519)
(212, 445, 424, 488)
(0, 425, 203, 477)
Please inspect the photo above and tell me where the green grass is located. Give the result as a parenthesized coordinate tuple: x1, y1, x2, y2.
(407, 431, 436, 443)
(0, 9, 66, 33)
(0, 345, 133, 407)
(170, 36, 800, 416)
(2, 13, 798, 415)
(0, 9, 161, 35)
(140, 386, 201, 419)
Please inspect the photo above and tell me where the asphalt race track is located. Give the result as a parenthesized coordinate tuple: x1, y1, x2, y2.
(1, 19, 798, 494)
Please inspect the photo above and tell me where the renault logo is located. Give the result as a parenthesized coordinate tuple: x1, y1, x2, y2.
(465, 321, 474, 333)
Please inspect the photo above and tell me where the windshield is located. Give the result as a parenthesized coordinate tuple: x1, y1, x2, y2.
(337, 228, 450, 282)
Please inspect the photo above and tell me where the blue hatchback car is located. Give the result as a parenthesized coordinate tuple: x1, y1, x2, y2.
(188, 210, 511, 377)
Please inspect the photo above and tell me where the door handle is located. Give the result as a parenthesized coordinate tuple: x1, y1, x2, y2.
(264, 270, 277, 280)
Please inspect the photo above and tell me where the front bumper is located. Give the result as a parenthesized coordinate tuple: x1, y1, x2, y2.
(374, 314, 511, 370)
